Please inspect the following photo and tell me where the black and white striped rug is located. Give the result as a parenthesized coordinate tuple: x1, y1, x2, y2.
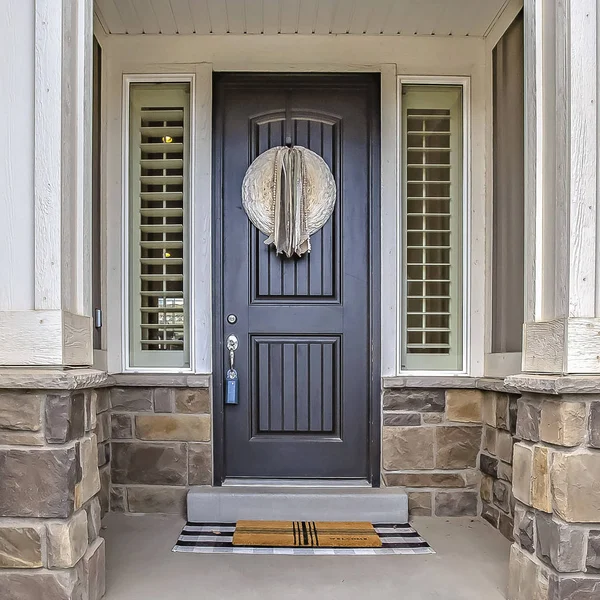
(172, 522, 434, 555)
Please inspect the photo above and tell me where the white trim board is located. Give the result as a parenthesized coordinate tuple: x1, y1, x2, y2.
(0, 310, 92, 366)
(485, 352, 522, 378)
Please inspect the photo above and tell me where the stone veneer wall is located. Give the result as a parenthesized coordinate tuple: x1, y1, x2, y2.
(382, 387, 484, 517)
(109, 386, 212, 515)
(96, 390, 111, 518)
(0, 388, 106, 600)
(509, 391, 600, 599)
(479, 391, 519, 541)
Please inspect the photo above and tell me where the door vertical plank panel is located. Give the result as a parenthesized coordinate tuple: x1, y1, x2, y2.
(256, 231, 270, 297)
(257, 121, 268, 156)
(321, 223, 333, 296)
(258, 341, 270, 432)
(322, 342, 334, 431)
(282, 258, 296, 295)
(309, 229, 323, 296)
(283, 342, 297, 430)
(321, 123, 335, 296)
(256, 122, 270, 297)
(294, 119, 310, 295)
(309, 343, 323, 431)
(308, 121, 324, 296)
(295, 343, 309, 431)
(268, 121, 283, 297)
(269, 341, 283, 430)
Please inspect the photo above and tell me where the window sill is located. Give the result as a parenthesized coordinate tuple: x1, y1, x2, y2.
(110, 373, 211, 388)
(382, 375, 518, 393)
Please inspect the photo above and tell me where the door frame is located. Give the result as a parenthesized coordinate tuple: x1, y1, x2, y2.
(212, 72, 381, 486)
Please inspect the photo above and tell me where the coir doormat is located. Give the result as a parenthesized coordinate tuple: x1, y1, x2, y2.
(233, 521, 381, 548)
(172, 522, 435, 556)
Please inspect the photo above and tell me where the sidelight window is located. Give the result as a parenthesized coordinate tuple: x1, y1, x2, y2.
(127, 82, 191, 369)
(401, 84, 465, 372)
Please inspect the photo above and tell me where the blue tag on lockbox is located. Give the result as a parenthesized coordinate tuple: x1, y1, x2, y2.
(225, 369, 239, 405)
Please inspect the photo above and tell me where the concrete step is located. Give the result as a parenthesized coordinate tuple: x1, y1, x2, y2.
(187, 486, 409, 523)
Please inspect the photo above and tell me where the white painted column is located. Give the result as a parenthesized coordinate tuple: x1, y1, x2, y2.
(0, 0, 94, 367)
(523, 0, 600, 374)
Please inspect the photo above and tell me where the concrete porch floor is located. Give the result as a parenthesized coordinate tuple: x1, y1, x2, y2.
(102, 513, 510, 599)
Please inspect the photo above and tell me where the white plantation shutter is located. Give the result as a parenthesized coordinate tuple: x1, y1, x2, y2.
(401, 85, 463, 371)
(129, 83, 190, 368)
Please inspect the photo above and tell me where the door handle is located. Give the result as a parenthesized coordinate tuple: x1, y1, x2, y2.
(226, 334, 238, 372)
(225, 335, 239, 405)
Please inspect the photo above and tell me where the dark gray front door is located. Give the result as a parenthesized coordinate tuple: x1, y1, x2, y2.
(213, 74, 380, 481)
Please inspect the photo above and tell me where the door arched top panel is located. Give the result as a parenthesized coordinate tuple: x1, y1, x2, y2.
(292, 110, 341, 127)
(249, 111, 286, 127)
(249, 112, 341, 303)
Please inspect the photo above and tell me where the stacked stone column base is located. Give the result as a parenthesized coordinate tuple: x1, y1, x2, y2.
(0, 389, 107, 600)
(509, 392, 600, 600)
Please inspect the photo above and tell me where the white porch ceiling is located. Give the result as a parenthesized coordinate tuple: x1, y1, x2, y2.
(94, 0, 511, 37)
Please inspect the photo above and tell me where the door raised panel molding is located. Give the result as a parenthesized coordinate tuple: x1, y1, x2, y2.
(252, 336, 340, 435)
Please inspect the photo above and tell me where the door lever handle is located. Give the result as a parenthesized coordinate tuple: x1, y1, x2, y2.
(225, 334, 239, 405)
(226, 334, 239, 374)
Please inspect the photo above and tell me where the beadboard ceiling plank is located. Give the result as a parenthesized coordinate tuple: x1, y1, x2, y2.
(169, 0, 195, 34)
(330, 0, 354, 34)
(262, 0, 281, 34)
(313, 0, 337, 35)
(149, 0, 177, 33)
(244, 0, 264, 33)
(280, 0, 300, 34)
(296, 0, 319, 34)
(188, 0, 212, 34)
(94, 0, 126, 33)
(365, 0, 393, 35)
(115, 0, 144, 34)
(225, 0, 247, 33)
(347, 1, 372, 35)
(130, 0, 161, 34)
(207, 0, 229, 34)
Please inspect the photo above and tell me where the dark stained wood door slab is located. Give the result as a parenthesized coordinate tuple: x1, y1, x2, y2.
(213, 74, 380, 481)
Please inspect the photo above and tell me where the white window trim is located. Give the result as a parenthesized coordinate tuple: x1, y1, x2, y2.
(485, 351, 522, 377)
(396, 76, 471, 376)
(121, 73, 196, 373)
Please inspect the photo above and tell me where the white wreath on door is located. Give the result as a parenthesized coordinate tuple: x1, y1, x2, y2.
(241, 145, 336, 258)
